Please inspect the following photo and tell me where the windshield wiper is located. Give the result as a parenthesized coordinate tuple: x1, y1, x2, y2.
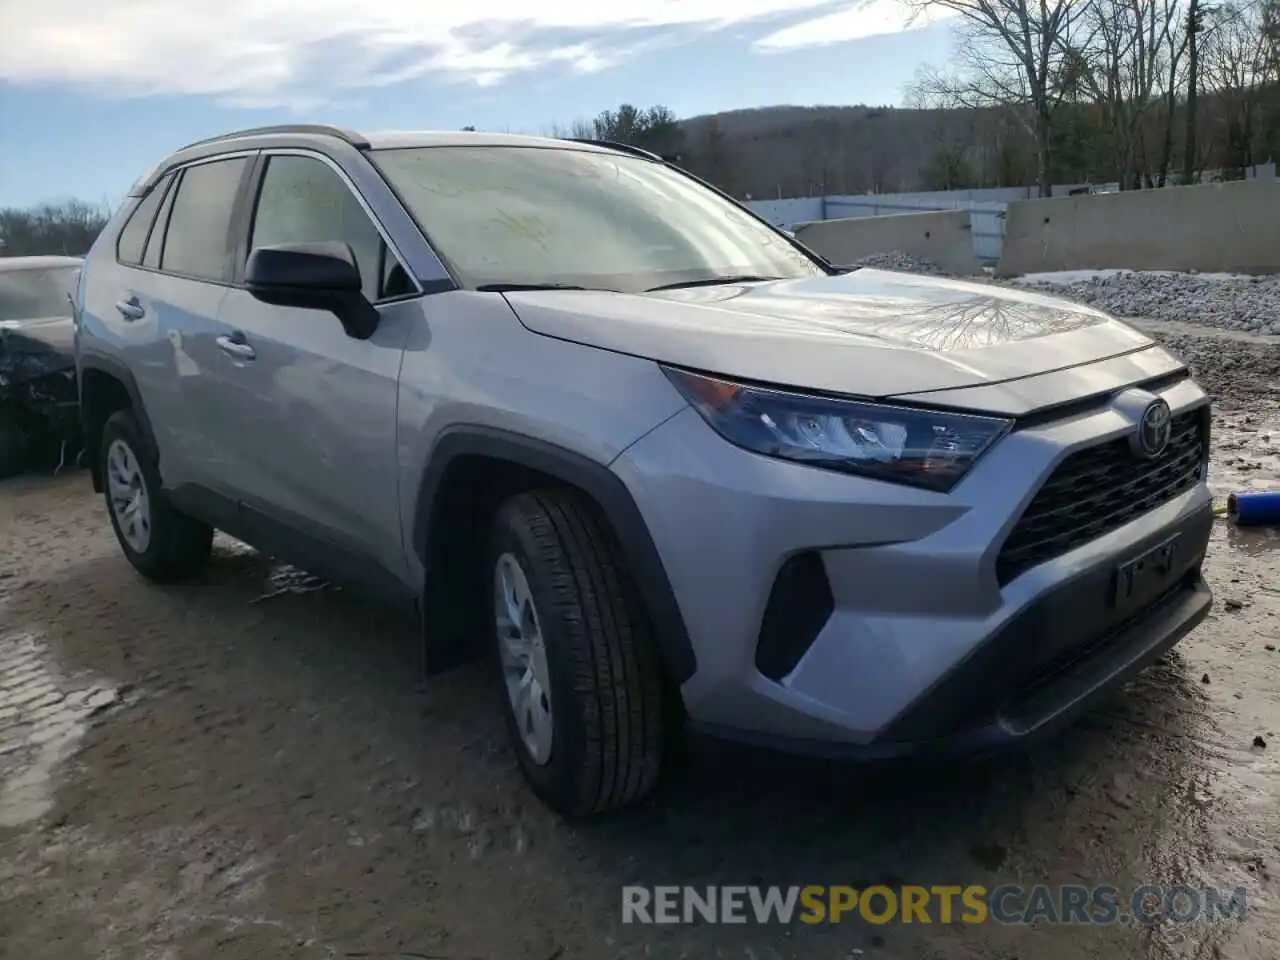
(476, 282, 615, 293)
(643, 274, 784, 292)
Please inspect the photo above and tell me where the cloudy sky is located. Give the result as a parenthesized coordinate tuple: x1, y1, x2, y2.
(0, 0, 960, 208)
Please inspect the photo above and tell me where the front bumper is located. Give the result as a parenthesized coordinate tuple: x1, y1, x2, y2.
(611, 372, 1214, 755)
(690, 540, 1211, 761)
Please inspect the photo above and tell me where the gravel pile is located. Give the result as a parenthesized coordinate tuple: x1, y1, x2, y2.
(1149, 331, 1280, 402)
(1011, 270, 1280, 336)
(847, 251, 947, 274)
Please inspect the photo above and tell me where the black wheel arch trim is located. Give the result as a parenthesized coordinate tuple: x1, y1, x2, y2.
(413, 425, 697, 683)
(77, 351, 159, 492)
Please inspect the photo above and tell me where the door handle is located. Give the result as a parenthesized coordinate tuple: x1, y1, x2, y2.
(115, 298, 145, 321)
(216, 334, 256, 361)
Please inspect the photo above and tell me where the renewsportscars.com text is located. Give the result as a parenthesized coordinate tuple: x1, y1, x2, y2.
(621, 884, 1249, 926)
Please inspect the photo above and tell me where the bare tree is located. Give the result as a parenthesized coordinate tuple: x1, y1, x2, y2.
(1153, 4, 1193, 184)
(1182, 0, 1215, 182)
(906, 66, 984, 187)
(1073, 0, 1183, 187)
(1201, 2, 1274, 175)
(0, 200, 111, 258)
(908, 0, 1095, 195)
(539, 118, 596, 139)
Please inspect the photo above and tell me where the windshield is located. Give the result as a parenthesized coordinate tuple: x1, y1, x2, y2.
(372, 146, 827, 293)
(0, 265, 80, 322)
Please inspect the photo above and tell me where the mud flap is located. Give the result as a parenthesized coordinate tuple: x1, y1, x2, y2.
(417, 579, 487, 680)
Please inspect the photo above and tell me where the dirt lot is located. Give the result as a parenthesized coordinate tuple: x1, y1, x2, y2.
(1, 327, 1278, 960)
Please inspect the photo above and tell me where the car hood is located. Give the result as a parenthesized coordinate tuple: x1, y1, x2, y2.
(0, 315, 76, 386)
(503, 269, 1160, 402)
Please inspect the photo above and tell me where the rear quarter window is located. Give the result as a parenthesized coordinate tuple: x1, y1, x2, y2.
(143, 178, 178, 270)
(115, 174, 173, 266)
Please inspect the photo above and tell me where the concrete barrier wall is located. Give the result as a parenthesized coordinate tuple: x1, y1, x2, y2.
(998, 180, 1280, 277)
(794, 209, 983, 275)
(745, 196, 824, 229)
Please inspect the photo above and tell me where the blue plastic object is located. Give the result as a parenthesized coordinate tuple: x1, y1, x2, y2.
(1227, 490, 1280, 526)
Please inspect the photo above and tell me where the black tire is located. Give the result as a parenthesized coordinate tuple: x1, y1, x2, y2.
(487, 487, 665, 817)
(100, 409, 213, 581)
(0, 406, 28, 479)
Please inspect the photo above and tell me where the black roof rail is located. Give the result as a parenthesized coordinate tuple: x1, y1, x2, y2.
(177, 124, 371, 153)
(564, 138, 668, 162)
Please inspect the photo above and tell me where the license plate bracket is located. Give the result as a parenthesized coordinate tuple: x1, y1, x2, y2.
(1111, 534, 1181, 610)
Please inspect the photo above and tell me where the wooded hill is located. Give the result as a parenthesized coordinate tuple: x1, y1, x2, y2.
(567, 1, 1280, 200)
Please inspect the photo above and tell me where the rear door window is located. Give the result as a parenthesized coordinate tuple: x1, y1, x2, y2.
(159, 157, 249, 282)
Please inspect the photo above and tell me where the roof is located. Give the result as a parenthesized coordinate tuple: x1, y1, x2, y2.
(360, 130, 613, 151)
(129, 125, 667, 197)
(175, 124, 616, 153)
(0, 255, 84, 272)
(363, 132, 670, 163)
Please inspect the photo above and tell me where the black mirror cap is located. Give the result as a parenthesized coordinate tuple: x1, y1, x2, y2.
(244, 241, 378, 340)
(245, 241, 363, 293)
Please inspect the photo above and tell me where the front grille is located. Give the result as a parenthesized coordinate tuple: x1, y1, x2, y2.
(997, 407, 1208, 585)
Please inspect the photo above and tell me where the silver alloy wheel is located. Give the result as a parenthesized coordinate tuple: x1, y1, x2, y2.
(494, 552, 554, 765)
(106, 439, 152, 554)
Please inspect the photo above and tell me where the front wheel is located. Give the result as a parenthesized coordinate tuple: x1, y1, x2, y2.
(100, 409, 213, 582)
(488, 488, 666, 817)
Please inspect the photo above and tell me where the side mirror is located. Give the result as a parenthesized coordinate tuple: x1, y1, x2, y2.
(245, 241, 379, 339)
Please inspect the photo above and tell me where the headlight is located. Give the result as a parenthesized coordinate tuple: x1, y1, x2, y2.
(662, 366, 1012, 493)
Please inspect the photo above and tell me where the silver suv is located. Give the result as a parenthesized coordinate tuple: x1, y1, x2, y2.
(74, 126, 1214, 816)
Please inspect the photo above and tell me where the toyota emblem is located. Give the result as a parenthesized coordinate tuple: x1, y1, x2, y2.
(1133, 399, 1172, 459)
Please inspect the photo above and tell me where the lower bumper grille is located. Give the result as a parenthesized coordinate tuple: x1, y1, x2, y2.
(997, 406, 1208, 585)
(755, 552, 833, 682)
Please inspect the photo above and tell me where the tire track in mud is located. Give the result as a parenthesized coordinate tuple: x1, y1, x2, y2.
(0, 626, 118, 830)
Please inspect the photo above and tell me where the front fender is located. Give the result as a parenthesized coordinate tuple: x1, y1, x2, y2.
(412, 425, 697, 684)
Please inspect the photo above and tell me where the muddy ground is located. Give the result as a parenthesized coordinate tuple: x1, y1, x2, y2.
(1, 326, 1278, 960)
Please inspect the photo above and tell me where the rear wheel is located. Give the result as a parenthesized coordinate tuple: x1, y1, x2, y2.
(488, 488, 665, 817)
(100, 410, 213, 581)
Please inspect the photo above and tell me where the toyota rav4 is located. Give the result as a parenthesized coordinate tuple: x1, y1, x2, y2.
(73, 126, 1214, 817)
